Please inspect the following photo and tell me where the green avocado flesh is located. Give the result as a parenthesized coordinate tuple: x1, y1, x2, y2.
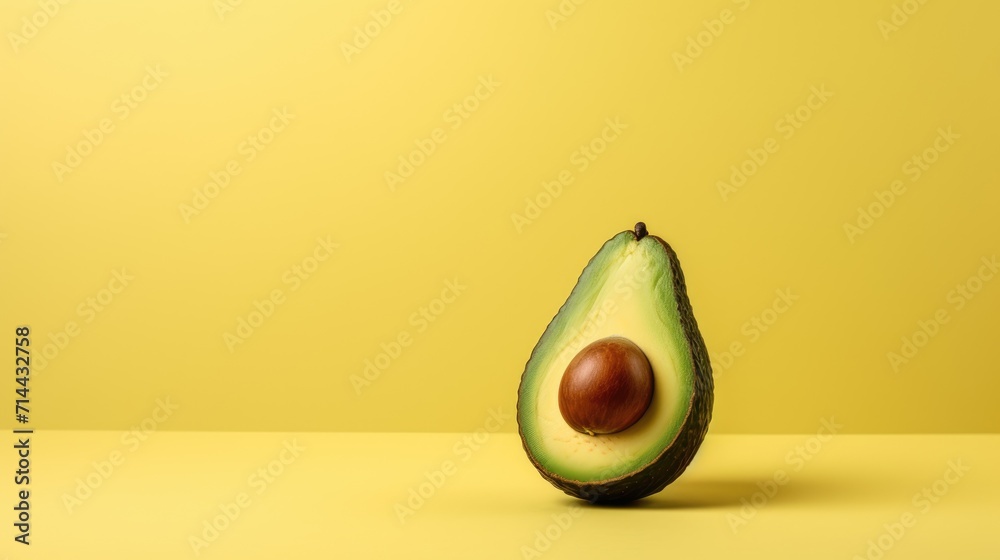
(517, 223, 713, 503)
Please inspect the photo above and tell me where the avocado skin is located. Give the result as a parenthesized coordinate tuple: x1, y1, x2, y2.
(516, 229, 714, 504)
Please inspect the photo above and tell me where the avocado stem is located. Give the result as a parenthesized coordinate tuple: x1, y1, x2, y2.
(634, 222, 648, 240)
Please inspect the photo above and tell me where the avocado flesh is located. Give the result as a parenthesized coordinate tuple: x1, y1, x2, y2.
(517, 226, 713, 503)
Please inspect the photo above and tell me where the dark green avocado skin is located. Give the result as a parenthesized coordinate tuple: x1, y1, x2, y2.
(517, 229, 714, 504)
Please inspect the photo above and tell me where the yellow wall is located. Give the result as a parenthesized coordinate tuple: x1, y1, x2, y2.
(1, 0, 997, 433)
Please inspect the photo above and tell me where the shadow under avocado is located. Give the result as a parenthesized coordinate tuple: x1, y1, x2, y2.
(564, 474, 869, 510)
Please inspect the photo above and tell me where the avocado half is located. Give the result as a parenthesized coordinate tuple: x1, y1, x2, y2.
(516, 222, 713, 504)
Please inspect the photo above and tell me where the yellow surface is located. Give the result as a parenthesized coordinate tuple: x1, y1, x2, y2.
(2, 432, 996, 558)
(2, 0, 1000, 434)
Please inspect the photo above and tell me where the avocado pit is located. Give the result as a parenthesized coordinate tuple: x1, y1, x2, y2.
(558, 336, 654, 435)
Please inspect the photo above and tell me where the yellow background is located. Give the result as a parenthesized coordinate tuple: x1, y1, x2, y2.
(2, 0, 999, 434)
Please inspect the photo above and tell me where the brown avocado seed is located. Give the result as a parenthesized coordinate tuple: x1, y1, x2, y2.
(558, 336, 654, 435)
